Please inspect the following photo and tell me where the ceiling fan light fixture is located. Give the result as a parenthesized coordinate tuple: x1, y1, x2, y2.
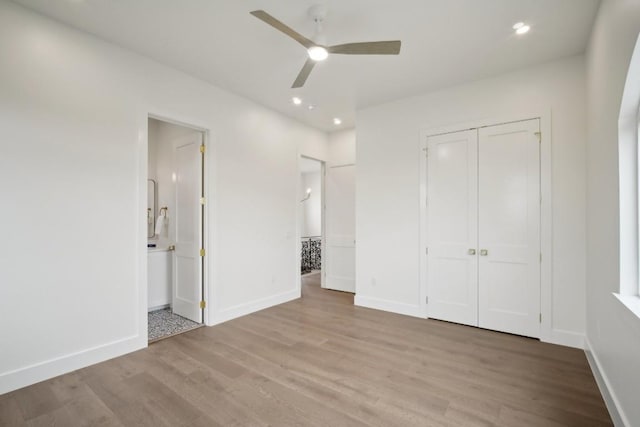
(308, 46, 329, 61)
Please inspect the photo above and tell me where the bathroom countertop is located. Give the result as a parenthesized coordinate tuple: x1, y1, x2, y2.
(147, 246, 171, 253)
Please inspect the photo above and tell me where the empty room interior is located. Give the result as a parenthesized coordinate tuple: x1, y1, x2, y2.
(1, 0, 639, 426)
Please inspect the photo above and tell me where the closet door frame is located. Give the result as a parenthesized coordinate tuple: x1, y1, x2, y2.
(419, 111, 557, 345)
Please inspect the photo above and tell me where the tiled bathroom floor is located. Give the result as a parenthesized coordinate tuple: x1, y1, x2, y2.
(148, 308, 202, 342)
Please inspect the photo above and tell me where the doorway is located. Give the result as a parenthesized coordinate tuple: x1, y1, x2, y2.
(147, 117, 206, 342)
(299, 157, 325, 291)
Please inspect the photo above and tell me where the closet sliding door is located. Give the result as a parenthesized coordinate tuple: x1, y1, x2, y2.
(477, 119, 540, 337)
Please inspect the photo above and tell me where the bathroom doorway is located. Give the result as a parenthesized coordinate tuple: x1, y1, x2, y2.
(299, 156, 325, 293)
(147, 117, 206, 342)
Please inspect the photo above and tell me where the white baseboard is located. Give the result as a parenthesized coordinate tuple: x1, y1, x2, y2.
(541, 328, 585, 349)
(210, 288, 300, 325)
(0, 335, 144, 395)
(148, 303, 170, 312)
(354, 295, 424, 318)
(584, 336, 628, 427)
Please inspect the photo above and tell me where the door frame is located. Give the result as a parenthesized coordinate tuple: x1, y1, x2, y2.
(296, 155, 326, 294)
(138, 111, 212, 347)
(419, 110, 561, 345)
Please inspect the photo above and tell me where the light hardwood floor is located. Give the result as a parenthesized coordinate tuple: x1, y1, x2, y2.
(1, 274, 612, 426)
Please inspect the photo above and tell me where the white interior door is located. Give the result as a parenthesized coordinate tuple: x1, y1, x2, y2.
(426, 130, 479, 327)
(325, 164, 356, 292)
(478, 119, 540, 337)
(173, 135, 203, 323)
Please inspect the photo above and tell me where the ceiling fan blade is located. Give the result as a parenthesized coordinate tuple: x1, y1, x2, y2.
(250, 10, 315, 49)
(292, 59, 316, 88)
(328, 41, 401, 55)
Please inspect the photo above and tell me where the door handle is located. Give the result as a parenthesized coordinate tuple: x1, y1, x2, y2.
(468, 249, 476, 255)
(480, 249, 488, 256)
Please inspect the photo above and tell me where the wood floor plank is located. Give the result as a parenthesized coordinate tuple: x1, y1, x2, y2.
(0, 397, 27, 426)
(26, 405, 79, 427)
(1, 274, 612, 426)
(11, 381, 63, 421)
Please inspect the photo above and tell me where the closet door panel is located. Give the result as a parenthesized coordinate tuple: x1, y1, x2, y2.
(426, 130, 478, 326)
(478, 119, 540, 338)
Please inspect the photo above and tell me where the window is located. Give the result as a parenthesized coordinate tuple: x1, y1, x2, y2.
(616, 34, 640, 317)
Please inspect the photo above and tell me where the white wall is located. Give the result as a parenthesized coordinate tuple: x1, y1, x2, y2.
(356, 55, 587, 345)
(585, 1, 640, 425)
(0, 1, 328, 393)
(147, 126, 158, 239)
(301, 172, 322, 237)
(148, 121, 158, 183)
(329, 129, 356, 166)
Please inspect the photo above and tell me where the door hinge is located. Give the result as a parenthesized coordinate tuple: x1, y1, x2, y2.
(534, 132, 541, 143)
(200, 248, 206, 257)
(425, 247, 428, 255)
(200, 144, 206, 153)
(425, 296, 429, 304)
(200, 300, 206, 309)
(425, 147, 429, 157)
(200, 197, 206, 205)
(539, 313, 542, 323)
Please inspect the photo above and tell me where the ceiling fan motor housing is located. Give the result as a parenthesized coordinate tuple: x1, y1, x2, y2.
(308, 4, 328, 23)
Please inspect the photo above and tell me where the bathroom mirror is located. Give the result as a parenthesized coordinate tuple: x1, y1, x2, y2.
(147, 179, 156, 238)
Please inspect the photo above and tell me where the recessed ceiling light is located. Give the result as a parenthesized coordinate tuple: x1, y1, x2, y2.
(513, 22, 530, 35)
(308, 104, 315, 110)
(292, 97, 302, 105)
(307, 46, 329, 61)
(333, 118, 342, 125)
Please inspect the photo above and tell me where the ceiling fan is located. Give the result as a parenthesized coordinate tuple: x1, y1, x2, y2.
(250, 6, 401, 88)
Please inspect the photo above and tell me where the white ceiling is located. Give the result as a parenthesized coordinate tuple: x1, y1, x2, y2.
(12, 0, 600, 132)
